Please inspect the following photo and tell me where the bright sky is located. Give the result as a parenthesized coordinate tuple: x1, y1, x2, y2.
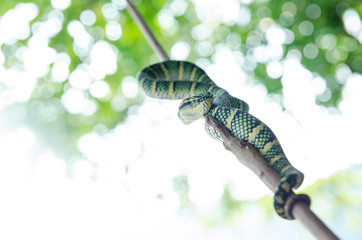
(0, 1, 361, 239)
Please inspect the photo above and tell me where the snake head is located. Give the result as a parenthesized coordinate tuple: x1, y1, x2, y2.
(178, 92, 214, 124)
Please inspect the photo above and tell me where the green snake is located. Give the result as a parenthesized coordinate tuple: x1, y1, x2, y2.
(137, 60, 304, 220)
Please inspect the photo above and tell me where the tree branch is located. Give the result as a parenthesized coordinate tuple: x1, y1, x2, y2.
(126, 0, 169, 61)
(126, 1, 340, 239)
(205, 115, 339, 240)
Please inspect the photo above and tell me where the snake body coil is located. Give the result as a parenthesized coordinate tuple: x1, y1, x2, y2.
(137, 60, 304, 220)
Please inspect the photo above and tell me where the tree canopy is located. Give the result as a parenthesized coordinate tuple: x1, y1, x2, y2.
(1, 0, 361, 158)
(0, 0, 362, 239)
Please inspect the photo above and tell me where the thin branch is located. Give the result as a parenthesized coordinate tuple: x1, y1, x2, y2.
(126, 0, 169, 61)
(126, 1, 340, 239)
(205, 115, 339, 240)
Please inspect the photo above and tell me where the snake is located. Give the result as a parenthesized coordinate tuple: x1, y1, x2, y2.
(137, 60, 304, 220)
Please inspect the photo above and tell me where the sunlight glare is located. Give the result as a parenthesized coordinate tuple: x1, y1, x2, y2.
(51, 0, 71, 10)
(0, 3, 38, 44)
(78, 133, 104, 160)
(80, 10, 96, 26)
(170, 41, 190, 60)
(339, 74, 362, 117)
(73, 159, 94, 180)
(61, 88, 88, 114)
(343, 9, 362, 43)
(105, 21, 122, 41)
(188, 170, 224, 206)
(121, 76, 139, 98)
(51, 52, 71, 82)
(238, 6, 251, 26)
(111, 95, 128, 112)
(170, 0, 188, 16)
(335, 64, 352, 84)
(89, 80, 110, 99)
(266, 61, 283, 79)
(69, 68, 92, 90)
(88, 41, 118, 80)
(0, 69, 37, 107)
(266, 26, 286, 45)
(191, 24, 212, 41)
(112, 0, 127, 10)
(102, 3, 119, 20)
(33, 10, 63, 38)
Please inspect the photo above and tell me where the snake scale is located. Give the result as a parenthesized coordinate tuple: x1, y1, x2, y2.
(137, 60, 304, 220)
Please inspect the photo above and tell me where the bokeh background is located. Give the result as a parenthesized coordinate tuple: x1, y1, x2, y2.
(0, 0, 361, 239)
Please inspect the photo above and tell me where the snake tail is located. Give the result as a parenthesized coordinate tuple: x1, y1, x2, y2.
(274, 167, 304, 219)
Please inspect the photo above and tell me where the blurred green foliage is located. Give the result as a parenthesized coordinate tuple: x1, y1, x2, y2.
(1, 1, 361, 236)
(1, 0, 361, 158)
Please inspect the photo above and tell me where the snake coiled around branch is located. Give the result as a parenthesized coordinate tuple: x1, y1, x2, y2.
(137, 60, 304, 220)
